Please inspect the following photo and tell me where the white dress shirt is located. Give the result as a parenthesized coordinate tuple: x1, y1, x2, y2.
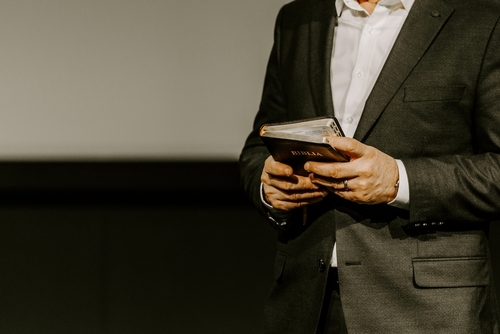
(329, 0, 413, 266)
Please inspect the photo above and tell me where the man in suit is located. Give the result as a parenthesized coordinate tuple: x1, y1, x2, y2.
(240, 0, 500, 332)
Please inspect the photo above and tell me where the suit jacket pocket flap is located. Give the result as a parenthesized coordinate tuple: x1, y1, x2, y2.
(412, 257, 488, 288)
(404, 85, 466, 102)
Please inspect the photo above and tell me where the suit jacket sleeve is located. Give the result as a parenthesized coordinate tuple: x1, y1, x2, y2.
(239, 7, 288, 219)
(403, 15, 500, 224)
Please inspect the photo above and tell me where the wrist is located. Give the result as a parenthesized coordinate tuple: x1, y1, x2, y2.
(388, 160, 410, 210)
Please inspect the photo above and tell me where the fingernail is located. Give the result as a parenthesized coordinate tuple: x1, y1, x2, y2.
(304, 162, 310, 171)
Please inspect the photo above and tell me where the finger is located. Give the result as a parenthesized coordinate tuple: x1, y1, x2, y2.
(265, 187, 329, 210)
(262, 167, 322, 192)
(270, 196, 327, 211)
(324, 136, 367, 159)
(332, 188, 376, 205)
(264, 175, 327, 196)
(330, 189, 358, 203)
(263, 182, 328, 209)
(329, 180, 393, 205)
(305, 160, 357, 180)
(310, 174, 352, 191)
(268, 187, 329, 202)
(264, 155, 293, 177)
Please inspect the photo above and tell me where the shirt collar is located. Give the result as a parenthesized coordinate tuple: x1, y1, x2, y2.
(335, 0, 415, 15)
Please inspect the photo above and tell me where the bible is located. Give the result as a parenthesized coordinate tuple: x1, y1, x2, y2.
(260, 117, 349, 175)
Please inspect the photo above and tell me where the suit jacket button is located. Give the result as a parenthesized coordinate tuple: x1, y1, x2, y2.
(431, 10, 440, 17)
(317, 259, 327, 273)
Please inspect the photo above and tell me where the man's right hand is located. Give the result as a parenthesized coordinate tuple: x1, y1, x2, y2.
(261, 156, 329, 211)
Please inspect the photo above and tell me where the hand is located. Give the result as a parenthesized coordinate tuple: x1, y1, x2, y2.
(304, 136, 399, 205)
(261, 156, 329, 211)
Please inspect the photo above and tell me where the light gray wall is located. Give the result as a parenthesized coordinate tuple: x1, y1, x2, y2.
(0, 0, 289, 160)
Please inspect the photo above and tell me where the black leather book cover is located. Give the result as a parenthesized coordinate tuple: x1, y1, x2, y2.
(261, 136, 349, 176)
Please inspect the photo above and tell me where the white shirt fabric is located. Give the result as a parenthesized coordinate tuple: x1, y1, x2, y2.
(329, 0, 414, 266)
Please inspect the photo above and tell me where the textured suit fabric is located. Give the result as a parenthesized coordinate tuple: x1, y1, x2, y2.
(239, 0, 500, 332)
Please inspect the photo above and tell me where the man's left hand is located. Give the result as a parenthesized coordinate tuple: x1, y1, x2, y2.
(304, 136, 399, 205)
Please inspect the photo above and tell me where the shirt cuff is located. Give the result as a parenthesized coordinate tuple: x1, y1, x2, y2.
(388, 159, 410, 210)
(260, 183, 293, 229)
(260, 182, 274, 210)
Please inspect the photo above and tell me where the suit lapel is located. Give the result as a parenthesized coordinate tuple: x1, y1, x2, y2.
(353, 0, 454, 141)
(309, 0, 338, 117)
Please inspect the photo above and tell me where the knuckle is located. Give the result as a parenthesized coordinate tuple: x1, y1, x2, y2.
(263, 159, 272, 171)
(358, 164, 370, 175)
(357, 179, 368, 190)
(358, 194, 369, 202)
(266, 192, 276, 202)
(354, 161, 370, 176)
(299, 177, 312, 188)
(328, 165, 340, 178)
(355, 190, 373, 204)
(274, 203, 286, 211)
(346, 140, 357, 152)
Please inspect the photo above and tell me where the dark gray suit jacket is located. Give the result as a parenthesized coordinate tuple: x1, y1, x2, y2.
(240, 0, 500, 332)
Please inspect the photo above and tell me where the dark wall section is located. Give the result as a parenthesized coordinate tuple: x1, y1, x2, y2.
(0, 161, 498, 333)
(0, 161, 277, 334)
(0, 161, 248, 204)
